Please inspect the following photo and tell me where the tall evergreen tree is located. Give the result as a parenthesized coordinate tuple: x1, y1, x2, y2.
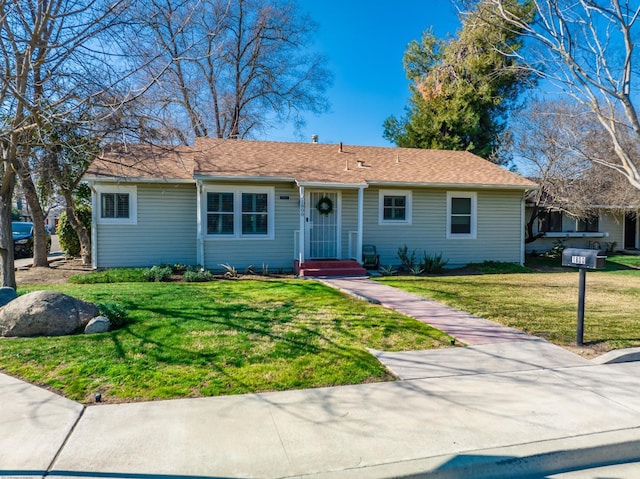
(384, 0, 534, 162)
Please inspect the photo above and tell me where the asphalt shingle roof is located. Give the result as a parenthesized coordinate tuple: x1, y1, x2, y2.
(89, 144, 194, 181)
(87, 138, 537, 189)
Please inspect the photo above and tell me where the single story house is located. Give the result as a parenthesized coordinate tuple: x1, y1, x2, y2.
(85, 138, 537, 275)
(525, 206, 637, 255)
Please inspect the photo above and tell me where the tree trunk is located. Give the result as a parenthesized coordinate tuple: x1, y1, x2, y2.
(0, 163, 17, 289)
(63, 191, 91, 265)
(525, 204, 544, 244)
(17, 166, 49, 267)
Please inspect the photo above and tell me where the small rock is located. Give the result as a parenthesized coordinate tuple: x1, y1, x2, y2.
(84, 316, 111, 334)
(0, 287, 17, 308)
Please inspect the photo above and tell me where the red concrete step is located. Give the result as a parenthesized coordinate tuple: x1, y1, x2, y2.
(300, 268, 367, 277)
(298, 259, 367, 277)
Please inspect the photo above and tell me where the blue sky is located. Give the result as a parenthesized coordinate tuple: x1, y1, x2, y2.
(267, 0, 463, 147)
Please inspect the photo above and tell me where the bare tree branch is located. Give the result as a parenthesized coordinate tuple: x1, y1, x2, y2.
(485, 0, 640, 189)
(129, 0, 332, 143)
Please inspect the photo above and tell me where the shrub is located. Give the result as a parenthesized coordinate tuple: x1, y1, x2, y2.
(547, 239, 566, 259)
(219, 263, 239, 278)
(397, 245, 417, 271)
(143, 265, 173, 282)
(184, 270, 213, 282)
(58, 205, 92, 257)
(171, 263, 188, 273)
(96, 301, 130, 329)
(420, 252, 449, 274)
(409, 265, 424, 275)
(378, 264, 396, 276)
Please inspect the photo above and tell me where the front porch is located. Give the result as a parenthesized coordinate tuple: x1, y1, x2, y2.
(294, 183, 367, 277)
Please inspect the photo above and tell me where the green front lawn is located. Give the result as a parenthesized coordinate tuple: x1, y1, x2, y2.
(1, 280, 451, 403)
(377, 256, 640, 351)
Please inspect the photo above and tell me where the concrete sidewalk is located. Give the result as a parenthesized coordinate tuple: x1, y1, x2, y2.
(4, 355, 640, 478)
(3, 277, 640, 478)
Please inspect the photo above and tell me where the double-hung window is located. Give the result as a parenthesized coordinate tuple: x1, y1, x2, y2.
(207, 192, 235, 235)
(241, 193, 268, 235)
(95, 185, 137, 225)
(205, 187, 274, 239)
(379, 190, 412, 224)
(447, 192, 476, 239)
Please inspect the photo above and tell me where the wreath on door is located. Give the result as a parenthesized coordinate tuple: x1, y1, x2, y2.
(315, 196, 334, 216)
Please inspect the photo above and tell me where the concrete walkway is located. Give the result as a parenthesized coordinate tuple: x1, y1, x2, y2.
(3, 277, 640, 478)
(322, 277, 539, 346)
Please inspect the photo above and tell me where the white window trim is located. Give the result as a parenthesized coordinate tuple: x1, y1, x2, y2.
(446, 191, 477, 239)
(378, 189, 412, 225)
(95, 185, 137, 225)
(204, 185, 275, 240)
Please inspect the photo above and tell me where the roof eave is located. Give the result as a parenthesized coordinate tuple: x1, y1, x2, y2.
(194, 174, 295, 183)
(366, 180, 538, 190)
(85, 176, 195, 184)
(296, 181, 368, 188)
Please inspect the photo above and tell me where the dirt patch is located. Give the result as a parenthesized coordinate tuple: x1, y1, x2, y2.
(561, 343, 612, 359)
(15, 258, 92, 284)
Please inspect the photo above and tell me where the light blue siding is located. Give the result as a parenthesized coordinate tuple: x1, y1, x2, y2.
(96, 184, 197, 268)
(94, 182, 526, 270)
(363, 188, 524, 268)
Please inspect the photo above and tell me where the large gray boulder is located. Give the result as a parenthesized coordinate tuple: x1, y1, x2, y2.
(0, 290, 99, 337)
(0, 287, 17, 308)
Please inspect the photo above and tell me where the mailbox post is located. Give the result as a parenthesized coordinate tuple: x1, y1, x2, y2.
(561, 248, 606, 346)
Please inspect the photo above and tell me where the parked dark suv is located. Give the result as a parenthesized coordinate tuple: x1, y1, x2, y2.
(12, 222, 51, 258)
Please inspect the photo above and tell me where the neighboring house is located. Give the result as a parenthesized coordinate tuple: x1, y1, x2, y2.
(15, 197, 64, 232)
(525, 206, 635, 255)
(85, 138, 537, 274)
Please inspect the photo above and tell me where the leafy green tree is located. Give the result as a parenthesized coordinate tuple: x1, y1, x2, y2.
(58, 205, 91, 258)
(384, 0, 534, 162)
(42, 118, 100, 265)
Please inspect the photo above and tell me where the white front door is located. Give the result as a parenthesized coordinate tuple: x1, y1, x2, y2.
(305, 191, 340, 259)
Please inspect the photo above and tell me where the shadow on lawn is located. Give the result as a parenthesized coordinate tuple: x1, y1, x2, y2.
(99, 280, 399, 398)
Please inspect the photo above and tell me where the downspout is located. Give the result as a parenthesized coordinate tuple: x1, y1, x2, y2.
(357, 186, 364, 264)
(89, 183, 98, 269)
(299, 186, 305, 267)
(196, 180, 204, 268)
